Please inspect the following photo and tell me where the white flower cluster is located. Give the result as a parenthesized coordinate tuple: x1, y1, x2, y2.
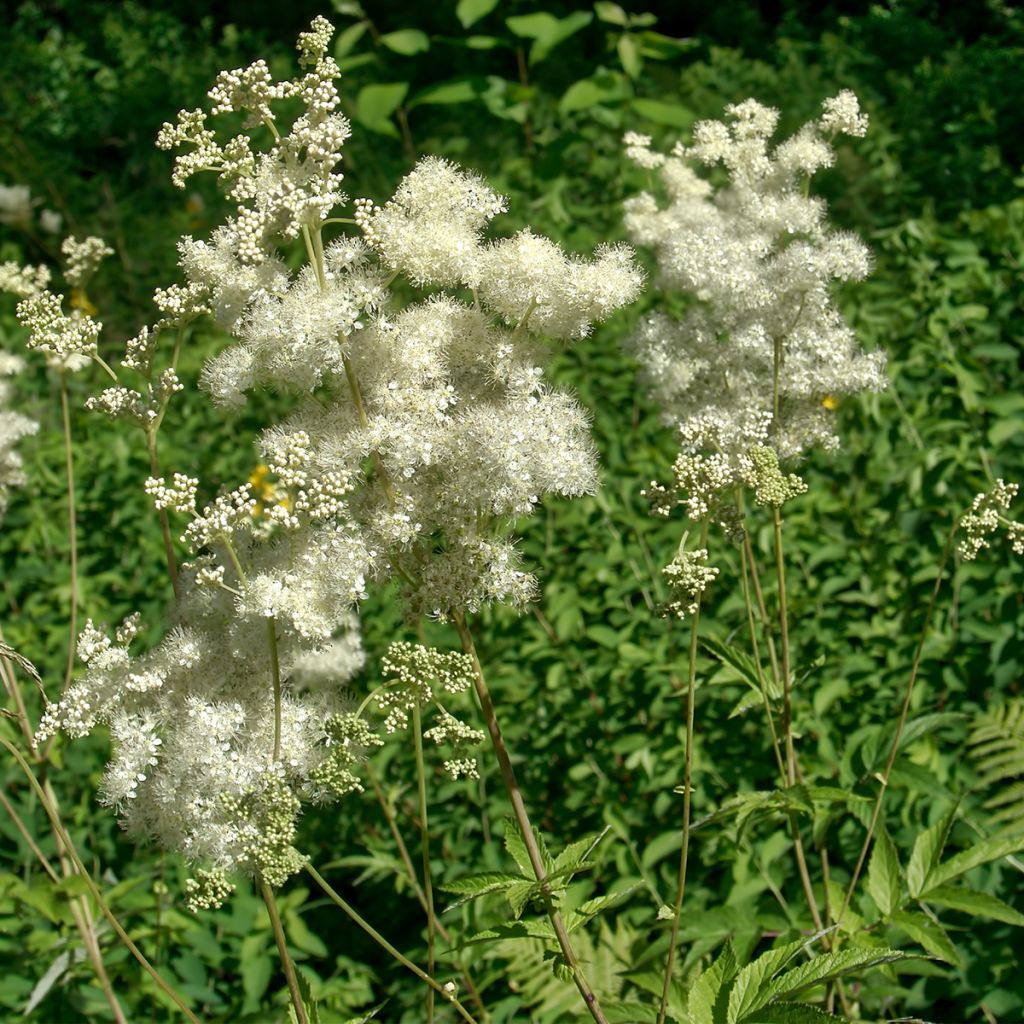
(152, 17, 640, 623)
(623, 93, 886, 497)
(61, 236, 114, 289)
(0, 351, 38, 521)
(42, 18, 641, 903)
(959, 479, 1024, 561)
(35, 578, 367, 908)
(13, 290, 100, 372)
(0, 182, 61, 233)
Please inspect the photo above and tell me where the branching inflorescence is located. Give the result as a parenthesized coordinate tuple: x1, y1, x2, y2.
(35, 17, 642, 910)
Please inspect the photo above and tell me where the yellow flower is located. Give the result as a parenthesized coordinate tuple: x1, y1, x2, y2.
(70, 288, 98, 318)
(821, 395, 840, 411)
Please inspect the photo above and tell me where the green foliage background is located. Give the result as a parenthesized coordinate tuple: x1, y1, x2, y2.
(0, 1, 1022, 1020)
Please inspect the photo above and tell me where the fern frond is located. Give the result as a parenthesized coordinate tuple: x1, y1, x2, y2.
(968, 698, 1024, 836)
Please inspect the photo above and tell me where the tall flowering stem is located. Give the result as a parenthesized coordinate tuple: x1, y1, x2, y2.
(452, 611, 610, 1024)
(1, 736, 201, 1024)
(58, 374, 79, 693)
(657, 518, 708, 1024)
(412, 701, 437, 1020)
(145, 425, 181, 602)
(259, 877, 309, 1024)
(837, 521, 959, 925)
(305, 863, 479, 1024)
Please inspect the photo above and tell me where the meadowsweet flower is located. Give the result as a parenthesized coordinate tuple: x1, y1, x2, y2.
(0, 352, 37, 521)
(663, 547, 719, 619)
(0, 183, 32, 224)
(623, 93, 886, 501)
(61, 236, 114, 289)
(959, 479, 1023, 561)
(15, 290, 100, 372)
(0, 262, 51, 298)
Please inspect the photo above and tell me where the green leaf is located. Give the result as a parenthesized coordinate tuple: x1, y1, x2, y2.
(379, 29, 430, 55)
(594, 2, 629, 26)
(559, 79, 609, 115)
(688, 941, 738, 1024)
(700, 636, 777, 698)
(408, 78, 482, 107)
(751, 1004, 845, 1024)
(906, 805, 957, 897)
(439, 871, 521, 910)
(354, 83, 408, 136)
(440, 871, 522, 895)
(553, 827, 609, 875)
(617, 34, 642, 78)
(922, 884, 1024, 926)
(333, 20, 368, 58)
(891, 909, 962, 966)
(727, 938, 805, 1023)
(924, 835, 1024, 893)
(867, 827, 901, 917)
(764, 948, 913, 1002)
(568, 882, 642, 930)
(631, 98, 695, 129)
(455, 0, 499, 29)
(505, 11, 593, 64)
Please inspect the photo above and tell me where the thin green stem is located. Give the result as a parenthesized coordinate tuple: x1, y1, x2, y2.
(452, 611, 609, 1024)
(59, 376, 78, 695)
(305, 863, 479, 1024)
(657, 519, 707, 1024)
(1, 736, 201, 1023)
(259, 877, 308, 1024)
(267, 616, 283, 762)
(146, 427, 182, 603)
(412, 703, 436, 1022)
(773, 505, 796, 787)
(739, 534, 786, 781)
(837, 521, 959, 927)
(366, 765, 490, 1020)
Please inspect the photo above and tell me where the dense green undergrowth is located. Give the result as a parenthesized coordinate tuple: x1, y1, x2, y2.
(1, 1, 1022, 1021)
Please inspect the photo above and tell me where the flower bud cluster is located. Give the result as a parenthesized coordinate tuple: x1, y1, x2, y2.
(663, 547, 719, 620)
(377, 642, 484, 780)
(61, 235, 114, 289)
(959, 479, 1024, 561)
(15, 290, 100, 371)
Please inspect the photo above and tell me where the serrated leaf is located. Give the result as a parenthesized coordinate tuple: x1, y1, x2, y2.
(379, 29, 430, 55)
(439, 871, 521, 911)
(506, 879, 539, 919)
(924, 835, 1024, 893)
(907, 805, 957, 897)
(553, 827, 610, 875)
(701, 636, 777, 698)
(503, 819, 552, 877)
(764, 948, 913, 1003)
(567, 882, 642, 931)
(727, 938, 805, 1023)
(922, 884, 1024, 925)
(460, 918, 557, 947)
(688, 941, 738, 1024)
(891, 909, 962, 966)
(867, 827, 901, 917)
(751, 1003, 845, 1024)
(455, 0, 499, 29)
